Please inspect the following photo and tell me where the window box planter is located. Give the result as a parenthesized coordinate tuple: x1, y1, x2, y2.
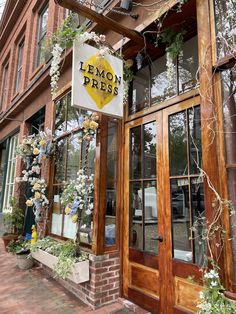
(32, 249, 89, 284)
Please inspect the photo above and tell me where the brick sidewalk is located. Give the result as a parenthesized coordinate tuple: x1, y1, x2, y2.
(0, 239, 127, 314)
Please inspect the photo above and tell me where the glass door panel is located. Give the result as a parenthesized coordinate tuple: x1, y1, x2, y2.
(129, 121, 158, 256)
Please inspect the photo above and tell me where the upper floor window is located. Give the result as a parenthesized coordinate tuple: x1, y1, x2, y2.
(15, 39, 24, 93)
(0, 63, 9, 111)
(36, 5, 48, 67)
(129, 36, 199, 115)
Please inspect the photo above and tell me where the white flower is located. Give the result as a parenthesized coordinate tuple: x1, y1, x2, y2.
(85, 209, 92, 215)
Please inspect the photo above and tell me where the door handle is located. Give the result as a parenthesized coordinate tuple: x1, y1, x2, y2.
(151, 235, 164, 242)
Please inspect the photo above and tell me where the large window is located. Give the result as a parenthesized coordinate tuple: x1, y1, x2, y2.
(2, 133, 19, 212)
(15, 39, 24, 93)
(51, 93, 96, 240)
(129, 36, 198, 115)
(36, 5, 48, 67)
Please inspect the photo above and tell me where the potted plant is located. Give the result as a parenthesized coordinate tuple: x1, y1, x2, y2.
(2, 197, 25, 251)
(31, 237, 89, 283)
(7, 239, 34, 270)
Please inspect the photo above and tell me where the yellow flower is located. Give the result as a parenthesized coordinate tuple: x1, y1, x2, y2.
(71, 214, 78, 223)
(34, 192, 41, 200)
(33, 147, 40, 155)
(39, 139, 46, 147)
(65, 206, 71, 214)
(33, 183, 40, 190)
(89, 121, 98, 130)
(26, 199, 33, 207)
(82, 119, 90, 129)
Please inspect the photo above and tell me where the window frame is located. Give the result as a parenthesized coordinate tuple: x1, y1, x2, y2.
(36, 4, 48, 68)
(0, 62, 9, 111)
(15, 38, 24, 94)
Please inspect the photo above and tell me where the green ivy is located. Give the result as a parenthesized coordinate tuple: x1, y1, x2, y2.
(159, 28, 185, 60)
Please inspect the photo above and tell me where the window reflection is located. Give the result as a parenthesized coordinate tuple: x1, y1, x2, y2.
(105, 121, 118, 246)
(214, 0, 236, 59)
(169, 111, 187, 176)
(169, 107, 206, 266)
(130, 126, 142, 179)
(143, 122, 156, 178)
(129, 36, 198, 115)
(179, 36, 199, 93)
(151, 54, 177, 104)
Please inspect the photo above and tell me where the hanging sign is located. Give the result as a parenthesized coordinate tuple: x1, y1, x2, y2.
(72, 42, 123, 118)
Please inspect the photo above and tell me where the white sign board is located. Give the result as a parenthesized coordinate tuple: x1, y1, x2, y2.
(72, 42, 123, 118)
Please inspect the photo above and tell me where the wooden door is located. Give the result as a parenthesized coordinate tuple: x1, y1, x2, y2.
(123, 98, 203, 314)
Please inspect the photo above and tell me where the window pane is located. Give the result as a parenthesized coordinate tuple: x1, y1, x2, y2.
(55, 98, 67, 136)
(214, 0, 235, 58)
(222, 69, 236, 165)
(169, 111, 187, 176)
(179, 36, 198, 93)
(143, 122, 156, 178)
(144, 181, 158, 254)
(105, 121, 118, 246)
(129, 181, 143, 250)
(188, 106, 202, 174)
(66, 94, 80, 131)
(55, 139, 67, 183)
(51, 187, 63, 236)
(66, 134, 81, 181)
(130, 126, 141, 179)
(129, 65, 150, 115)
(151, 54, 177, 105)
(191, 178, 206, 266)
(171, 178, 192, 262)
(63, 214, 77, 239)
(227, 168, 236, 281)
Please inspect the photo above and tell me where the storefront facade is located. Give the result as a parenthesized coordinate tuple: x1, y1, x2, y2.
(0, 0, 235, 313)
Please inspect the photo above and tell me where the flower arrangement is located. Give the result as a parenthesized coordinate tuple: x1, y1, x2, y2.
(61, 169, 94, 224)
(17, 129, 55, 223)
(77, 112, 99, 142)
(197, 267, 236, 313)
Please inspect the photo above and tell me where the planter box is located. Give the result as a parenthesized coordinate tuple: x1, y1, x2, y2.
(32, 249, 89, 284)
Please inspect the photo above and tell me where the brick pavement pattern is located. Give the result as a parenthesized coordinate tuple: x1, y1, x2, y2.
(0, 239, 127, 314)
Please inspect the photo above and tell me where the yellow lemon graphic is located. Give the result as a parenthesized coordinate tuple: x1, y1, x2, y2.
(82, 55, 119, 109)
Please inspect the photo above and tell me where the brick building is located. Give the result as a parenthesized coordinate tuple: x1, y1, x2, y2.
(0, 0, 235, 312)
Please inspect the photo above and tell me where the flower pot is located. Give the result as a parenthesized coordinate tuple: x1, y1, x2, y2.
(32, 249, 89, 283)
(16, 253, 34, 270)
(1, 234, 18, 252)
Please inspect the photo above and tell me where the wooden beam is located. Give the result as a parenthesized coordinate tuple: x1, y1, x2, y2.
(55, 0, 144, 44)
